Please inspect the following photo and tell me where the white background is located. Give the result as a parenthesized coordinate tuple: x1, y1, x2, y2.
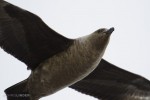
(0, 0, 150, 100)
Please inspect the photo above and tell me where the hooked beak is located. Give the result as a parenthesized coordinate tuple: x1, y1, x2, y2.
(105, 27, 114, 35)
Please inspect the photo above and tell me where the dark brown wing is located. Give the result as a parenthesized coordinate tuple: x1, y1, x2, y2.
(0, 0, 73, 70)
(70, 59, 150, 100)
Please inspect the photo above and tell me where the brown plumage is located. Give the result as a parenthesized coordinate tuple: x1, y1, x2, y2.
(1, 0, 150, 100)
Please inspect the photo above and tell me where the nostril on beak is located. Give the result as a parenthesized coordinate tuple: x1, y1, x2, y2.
(106, 27, 114, 35)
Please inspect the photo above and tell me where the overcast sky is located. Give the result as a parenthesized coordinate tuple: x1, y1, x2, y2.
(0, 0, 150, 100)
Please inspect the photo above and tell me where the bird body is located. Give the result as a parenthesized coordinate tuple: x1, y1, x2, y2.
(27, 29, 111, 99)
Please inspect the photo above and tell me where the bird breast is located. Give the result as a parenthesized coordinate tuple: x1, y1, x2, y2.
(27, 37, 107, 99)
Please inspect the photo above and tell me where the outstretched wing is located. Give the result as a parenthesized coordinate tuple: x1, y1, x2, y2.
(70, 59, 150, 100)
(0, 0, 73, 70)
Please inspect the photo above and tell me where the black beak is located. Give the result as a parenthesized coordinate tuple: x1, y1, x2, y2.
(105, 27, 114, 35)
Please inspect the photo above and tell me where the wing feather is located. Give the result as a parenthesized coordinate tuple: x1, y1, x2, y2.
(70, 59, 150, 100)
(0, 0, 73, 70)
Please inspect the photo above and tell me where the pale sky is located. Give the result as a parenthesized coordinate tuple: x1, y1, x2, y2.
(0, 0, 150, 100)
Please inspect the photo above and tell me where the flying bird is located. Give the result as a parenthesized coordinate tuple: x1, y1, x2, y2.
(0, 0, 150, 100)
(0, 0, 112, 99)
